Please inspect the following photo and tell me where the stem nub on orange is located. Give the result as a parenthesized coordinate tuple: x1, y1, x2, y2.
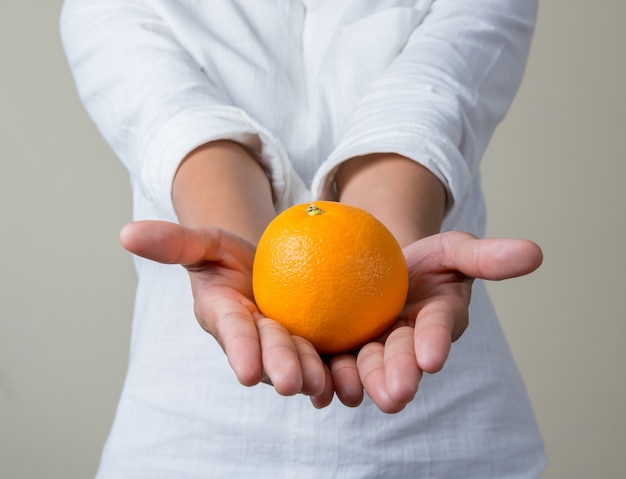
(252, 201, 409, 354)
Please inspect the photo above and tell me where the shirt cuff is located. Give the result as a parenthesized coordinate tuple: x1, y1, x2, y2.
(310, 124, 472, 229)
(138, 105, 305, 221)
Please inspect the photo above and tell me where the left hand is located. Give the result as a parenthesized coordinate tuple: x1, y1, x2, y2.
(320, 231, 543, 413)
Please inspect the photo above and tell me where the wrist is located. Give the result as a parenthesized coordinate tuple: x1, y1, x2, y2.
(335, 153, 446, 246)
(172, 140, 276, 243)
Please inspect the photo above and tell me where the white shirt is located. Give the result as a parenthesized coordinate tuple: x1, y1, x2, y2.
(61, 1, 547, 477)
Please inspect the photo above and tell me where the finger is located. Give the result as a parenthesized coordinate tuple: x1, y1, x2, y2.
(383, 326, 421, 404)
(197, 296, 263, 387)
(443, 233, 543, 280)
(120, 220, 204, 264)
(254, 314, 303, 396)
(292, 336, 327, 397)
(120, 220, 253, 267)
(309, 366, 335, 409)
(404, 232, 543, 280)
(328, 354, 364, 408)
(410, 295, 468, 373)
(357, 343, 407, 414)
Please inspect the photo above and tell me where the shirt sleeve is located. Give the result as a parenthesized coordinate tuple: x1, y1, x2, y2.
(311, 0, 538, 228)
(60, 0, 297, 220)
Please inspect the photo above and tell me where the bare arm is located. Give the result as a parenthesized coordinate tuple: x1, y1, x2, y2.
(172, 140, 275, 242)
(335, 153, 446, 246)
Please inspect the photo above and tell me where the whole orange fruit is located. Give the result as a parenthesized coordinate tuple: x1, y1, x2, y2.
(252, 201, 409, 354)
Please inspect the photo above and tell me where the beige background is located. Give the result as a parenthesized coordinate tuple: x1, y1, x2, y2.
(1, 1, 624, 478)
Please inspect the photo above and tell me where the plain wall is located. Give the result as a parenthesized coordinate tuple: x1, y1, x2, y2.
(1, 1, 624, 478)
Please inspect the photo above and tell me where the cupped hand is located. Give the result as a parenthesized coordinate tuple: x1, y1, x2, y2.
(325, 231, 544, 413)
(119, 223, 542, 414)
(119, 221, 334, 406)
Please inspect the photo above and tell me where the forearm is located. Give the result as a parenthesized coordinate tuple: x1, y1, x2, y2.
(335, 154, 446, 247)
(172, 140, 276, 244)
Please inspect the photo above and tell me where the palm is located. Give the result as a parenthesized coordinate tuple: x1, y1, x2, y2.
(119, 221, 333, 402)
(338, 231, 543, 413)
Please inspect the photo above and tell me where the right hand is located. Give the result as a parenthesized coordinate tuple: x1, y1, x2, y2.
(120, 220, 335, 405)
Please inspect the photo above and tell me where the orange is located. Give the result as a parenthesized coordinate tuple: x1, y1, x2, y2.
(252, 201, 409, 354)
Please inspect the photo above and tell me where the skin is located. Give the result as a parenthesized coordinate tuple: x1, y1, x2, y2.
(120, 139, 543, 413)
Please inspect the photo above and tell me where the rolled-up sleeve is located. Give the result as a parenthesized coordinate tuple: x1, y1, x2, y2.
(60, 0, 295, 220)
(311, 0, 538, 227)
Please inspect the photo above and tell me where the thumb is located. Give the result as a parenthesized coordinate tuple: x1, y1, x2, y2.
(440, 232, 544, 280)
(405, 231, 543, 281)
(120, 220, 217, 266)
